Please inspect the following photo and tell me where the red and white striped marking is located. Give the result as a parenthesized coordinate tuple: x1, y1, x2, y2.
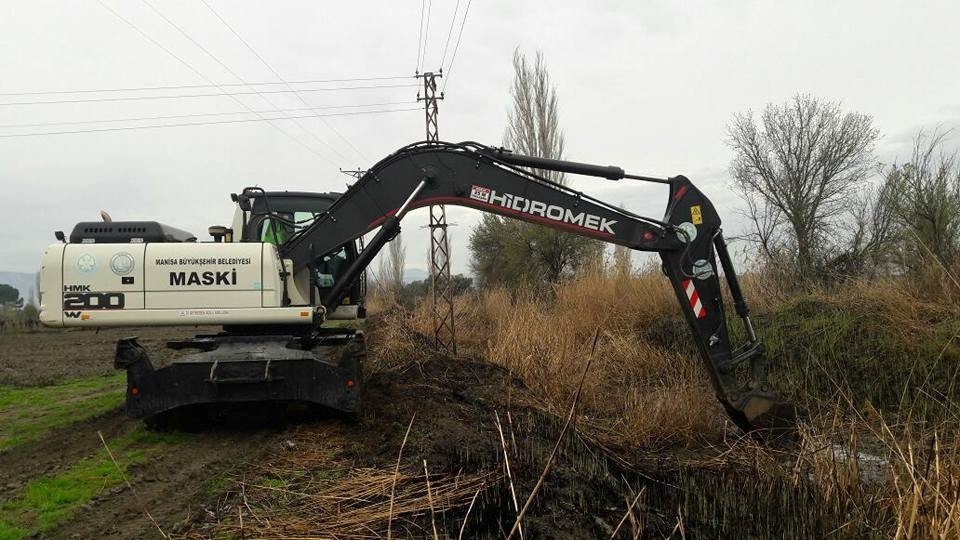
(682, 279, 707, 319)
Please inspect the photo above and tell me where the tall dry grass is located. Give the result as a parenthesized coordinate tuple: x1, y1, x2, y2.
(367, 263, 960, 536)
(397, 271, 727, 452)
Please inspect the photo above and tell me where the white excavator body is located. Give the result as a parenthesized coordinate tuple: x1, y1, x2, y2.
(38, 241, 312, 328)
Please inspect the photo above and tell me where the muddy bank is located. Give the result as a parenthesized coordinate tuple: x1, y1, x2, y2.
(184, 355, 673, 538)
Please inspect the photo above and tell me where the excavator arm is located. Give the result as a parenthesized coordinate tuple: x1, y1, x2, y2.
(275, 141, 796, 432)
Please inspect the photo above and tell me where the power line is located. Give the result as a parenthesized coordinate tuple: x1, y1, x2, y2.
(0, 83, 420, 107)
(416, 0, 427, 72)
(438, 0, 462, 69)
(140, 0, 353, 164)
(0, 75, 413, 97)
(442, 0, 473, 93)
(421, 0, 433, 70)
(95, 0, 334, 164)
(0, 101, 417, 130)
(199, 0, 368, 163)
(0, 107, 420, 139)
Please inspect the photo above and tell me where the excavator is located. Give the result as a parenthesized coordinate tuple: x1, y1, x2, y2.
(39, 141, 797, 432)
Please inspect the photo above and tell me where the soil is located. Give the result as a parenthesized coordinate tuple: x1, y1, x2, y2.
(1, 326, 670, 539)
(354, 356, 653, 538)
(180, 355, 674, 538)
(0, 327, 218, 386)
(0, 409, 130, 500)
(51, 427, 276, 539)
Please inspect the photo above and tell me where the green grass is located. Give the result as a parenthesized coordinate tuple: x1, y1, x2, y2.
(262, 476, 287, 489)
(643, 292, 960, 422)
(0, 374, 126, 451)
(323, 319, 365, 329)
(758, 297, 960, 420)
(0, 428, 190, 539)
(205, 475, 232, 495)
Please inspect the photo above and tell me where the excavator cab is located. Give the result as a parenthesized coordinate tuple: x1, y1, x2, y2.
(229, 188, 366, 319)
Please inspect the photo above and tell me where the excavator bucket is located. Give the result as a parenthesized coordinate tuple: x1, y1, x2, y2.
(724, 396, 804, 437)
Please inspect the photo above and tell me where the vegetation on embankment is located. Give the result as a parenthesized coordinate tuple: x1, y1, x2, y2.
(371, 266, 960, 536)
(0, 374, 125, 451)
(0, 427, 190, 540)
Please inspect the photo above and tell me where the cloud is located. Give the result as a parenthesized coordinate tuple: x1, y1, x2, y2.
(2, 1, 960, 274)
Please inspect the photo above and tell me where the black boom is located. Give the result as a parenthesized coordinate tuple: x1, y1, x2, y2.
(279, 141, 796, 432)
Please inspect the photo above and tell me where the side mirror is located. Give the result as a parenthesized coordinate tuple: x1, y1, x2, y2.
(54, 231, 66, 243)
(236, 194, 252, 211)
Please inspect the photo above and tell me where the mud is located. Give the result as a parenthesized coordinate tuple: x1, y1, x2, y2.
(357, 356, 671, 537)
(181, 355, 672, 538)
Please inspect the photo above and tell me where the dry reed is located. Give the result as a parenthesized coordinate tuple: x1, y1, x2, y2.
(365, 264, 960, 536)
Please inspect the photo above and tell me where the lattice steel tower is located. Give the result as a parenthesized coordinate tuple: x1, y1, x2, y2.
(417, 71, 457, 354)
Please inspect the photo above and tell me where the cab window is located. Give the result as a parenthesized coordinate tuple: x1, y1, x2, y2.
(259, 212, 317, 245)
(260, 216, 290, 245)
(315, 246, 348, 289)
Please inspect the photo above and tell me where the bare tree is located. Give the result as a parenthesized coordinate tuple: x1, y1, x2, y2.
(830, 178, 901, 278)
(377, 232, 406, 295)
(470, 49, 601, 288)
(387, 232, 405, 291)
(728, 95, 879, 278)
(504, 51, 565, 183)
(611, 244, 631, 276)
(884, 128, 960, 267)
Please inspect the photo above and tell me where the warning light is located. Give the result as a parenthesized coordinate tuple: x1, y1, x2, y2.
(300, 311, 310, 317)
(130, 387, 140, 396)
(346, 380, 355, 389)
(80, 314, 90, 320)
(642, 231, 656, 241)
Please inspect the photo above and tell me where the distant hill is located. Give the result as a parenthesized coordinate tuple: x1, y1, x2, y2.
(403, 268, 430, 284)
(0, 272, 39, 305)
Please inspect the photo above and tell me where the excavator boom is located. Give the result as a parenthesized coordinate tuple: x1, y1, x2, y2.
(274, 141, 795, 431)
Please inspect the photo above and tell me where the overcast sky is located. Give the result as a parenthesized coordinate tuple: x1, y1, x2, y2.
(2, 0, 959, 275)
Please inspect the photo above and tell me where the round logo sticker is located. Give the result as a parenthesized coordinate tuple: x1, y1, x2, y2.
(675, 222, 698, 243)
(110, 252, 135, 275)
(692, 259, 715, 280)
(76, 253, 97, 274)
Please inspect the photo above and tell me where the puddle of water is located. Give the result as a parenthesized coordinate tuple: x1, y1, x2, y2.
(830, 444, 890, 484)
(796, 443, 891, 485)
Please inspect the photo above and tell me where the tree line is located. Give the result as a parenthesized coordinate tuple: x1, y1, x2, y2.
(730, 95, 960, 284)
(0, 284, 39, 332)
(466, 50, 960, 291)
